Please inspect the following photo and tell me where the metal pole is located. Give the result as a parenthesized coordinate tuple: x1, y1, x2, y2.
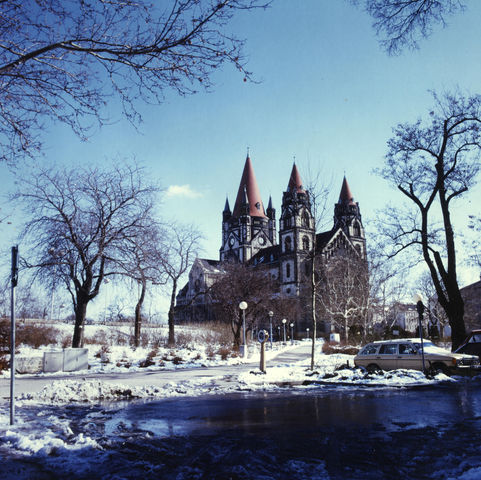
(242, 309, 246, 358)
(417, 301, 426, 374)
(10, 246, 18, 426)
(268, 311, 273, 351)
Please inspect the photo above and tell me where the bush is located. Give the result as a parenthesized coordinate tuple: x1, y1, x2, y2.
(139, 348, 158, 368)
(217, 346, 232, 360)
(174, 331, 195, 349)
(0, 319, 10, 354)
(206, 345, 216, 359)
(84, 329, 108, 346)
(0, 355, 8, 372)
(16, 322, 60, 349)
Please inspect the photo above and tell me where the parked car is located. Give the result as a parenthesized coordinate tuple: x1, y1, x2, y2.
(455, 330, 481, 360)
(354, 338, 480, 375)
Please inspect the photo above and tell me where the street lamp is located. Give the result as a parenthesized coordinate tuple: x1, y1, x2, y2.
(239, 301, 248, 358)
(290, 323, 294, 345)
(306, 327, 310, 340)
(413, 292, 426, 374)
(277, 326, 281, 342)
(268, 311, 274, 350)
(282, 318, 287, 344)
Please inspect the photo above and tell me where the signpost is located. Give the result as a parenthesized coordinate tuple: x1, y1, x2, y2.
(10, 246, 18, 425)
(258, 330, 269, 373)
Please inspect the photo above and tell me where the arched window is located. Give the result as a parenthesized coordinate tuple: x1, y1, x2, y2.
(303, 212, 310, 228)
(285, 236, 292, 252)
(286, 262, 291, 278)
(302, 236, 309, 250)
(353, 222, 361, 237)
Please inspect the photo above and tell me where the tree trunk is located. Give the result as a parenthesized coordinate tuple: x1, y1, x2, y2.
(72, 299, 88, 348)
(232, 314, 242, 349)
(134, 277, 146, 348)
(344, 317, 349, 344)
(446, 296, 466, 351)
(310, 255, 317, 370)
(167, 279, 177, 346)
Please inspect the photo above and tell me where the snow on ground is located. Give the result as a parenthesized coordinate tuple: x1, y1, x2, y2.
(7, 344, 463, 407)
(1, 337, 481, 480)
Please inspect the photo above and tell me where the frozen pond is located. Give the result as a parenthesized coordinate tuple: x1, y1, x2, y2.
(3, 381, 481, 479)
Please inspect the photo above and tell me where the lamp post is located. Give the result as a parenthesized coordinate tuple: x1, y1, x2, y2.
(277, 326, 281, 342)
(413, 293, 426, 374)
(268, 311, 274, 350)
(306, 328, 310, 340)
(239, 301, 248, 358)
(290, 323, 294, 345)
(282, 318, 287, 344)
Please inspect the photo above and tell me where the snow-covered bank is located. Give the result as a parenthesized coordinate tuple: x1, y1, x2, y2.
(11, 347, 475, 407)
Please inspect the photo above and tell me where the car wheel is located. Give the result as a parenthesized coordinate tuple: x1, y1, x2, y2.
(366, 364, 382, 374)
(429, 363, 449, 376)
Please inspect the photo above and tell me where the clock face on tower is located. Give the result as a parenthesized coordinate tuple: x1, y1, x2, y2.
(259, 236, 265, 245)
(229, 237, 235, 247)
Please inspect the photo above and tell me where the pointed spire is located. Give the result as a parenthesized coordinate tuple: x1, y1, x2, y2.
(287, 163, 305, 194)
(267, 195, 273, 210)
(223, 196, 231, 213)
(232, 154, 266, 218)
(339, 176, 355, 205)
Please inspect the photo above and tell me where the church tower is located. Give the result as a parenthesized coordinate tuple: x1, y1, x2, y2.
(333, 176, 366, 259)
(278, 163, 315, 296)
(220, 154, 276, 262)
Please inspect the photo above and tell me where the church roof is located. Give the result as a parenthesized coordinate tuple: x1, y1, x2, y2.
(232, 155, 267, 218)
(287, 163, 305, 193)
(249, 245, 280, 266)
(338, 176, 356, 205)
(196, 258, 224, 273)
(316, 230, 336, 251)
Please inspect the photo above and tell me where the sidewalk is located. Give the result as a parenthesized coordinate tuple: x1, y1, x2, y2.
(0, 342, 312, 403)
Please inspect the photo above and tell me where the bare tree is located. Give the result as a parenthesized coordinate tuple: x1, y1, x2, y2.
(116, 223, 167, 347)
(303, 167, 332, 369)
(418, 270, 449, 338)
(159, 223, 203, 346)
(15, 163, 159, 347)
(0, 0, 268, 163)
(377, 90, 481, 350)
(316, 253, 370, 343)
(366, 232, 416, 334)
(356, 0, 465, 54)
(210, 261, 278, 348)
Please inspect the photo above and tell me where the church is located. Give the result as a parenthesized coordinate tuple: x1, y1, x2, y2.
(175, 154, 367, 330)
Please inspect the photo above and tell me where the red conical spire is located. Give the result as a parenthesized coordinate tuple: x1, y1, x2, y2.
(287, 163, 305, 194)
(339, 176, 355, 205)
(232, 154, 266, 218)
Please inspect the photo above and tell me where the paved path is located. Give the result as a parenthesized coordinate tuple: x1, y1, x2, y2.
(0, 342, 313, 402)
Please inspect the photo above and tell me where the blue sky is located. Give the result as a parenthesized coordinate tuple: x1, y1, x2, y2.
(2, 0, 481, 313)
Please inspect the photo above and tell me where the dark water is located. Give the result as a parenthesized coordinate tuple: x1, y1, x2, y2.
(3, 382, 481, 479)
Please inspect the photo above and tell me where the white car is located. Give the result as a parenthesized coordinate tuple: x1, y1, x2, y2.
(354, 338, 480, 375)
